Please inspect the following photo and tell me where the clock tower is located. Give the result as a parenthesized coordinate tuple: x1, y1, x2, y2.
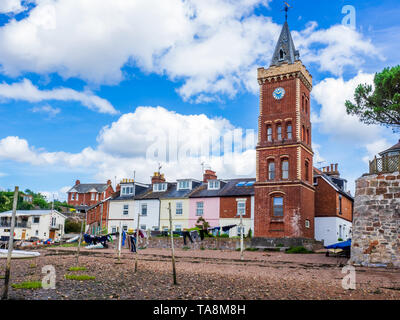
(254, 20, 315, 239)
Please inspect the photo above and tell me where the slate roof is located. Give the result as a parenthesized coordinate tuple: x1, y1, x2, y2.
(111, 184, 150, 201)
(0, 210, 66, 218)
(136, 182, 176, 200)
(270, 21, 300, 67)
(161, 181, 202, 199)
(379, 139, 400, 156)
(189, 178, 255, 198)
(68, 183, 109, 193)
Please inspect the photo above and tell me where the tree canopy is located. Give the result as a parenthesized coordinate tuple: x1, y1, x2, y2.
(345, 65, 400, 132)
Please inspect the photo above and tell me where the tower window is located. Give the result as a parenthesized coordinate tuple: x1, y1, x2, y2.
(306, 129, 310, 145)
(302, 126, 306, 142)
(305, 161, 309, 182)
(267, 125, 272, 142)
(272, 197, 284, 217)
(268, 161, 275, 180)
(279, 49, 284, 61)
(277, 125, 282, 141)
(282, 159, 289, 180)
(286, 123, 292, 140)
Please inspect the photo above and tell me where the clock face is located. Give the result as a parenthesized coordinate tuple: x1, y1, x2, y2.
(273, 87, 285, 100)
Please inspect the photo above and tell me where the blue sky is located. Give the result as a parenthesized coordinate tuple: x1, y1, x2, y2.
(0, 0, 398, 200)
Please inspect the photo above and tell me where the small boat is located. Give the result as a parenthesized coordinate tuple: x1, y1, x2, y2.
(0, 249, 40, 259)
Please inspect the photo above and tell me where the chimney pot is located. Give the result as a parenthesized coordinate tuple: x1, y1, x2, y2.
(203, 170, 217, 183)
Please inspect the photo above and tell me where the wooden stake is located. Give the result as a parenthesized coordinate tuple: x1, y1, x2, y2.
(240, 211, 244, 261)
(168, 202, 177, 285)
(1, 186, 19, 300)
(75, 210, 86, 266)
(118, 221, 122, 262)
(134, 211, 140, 273)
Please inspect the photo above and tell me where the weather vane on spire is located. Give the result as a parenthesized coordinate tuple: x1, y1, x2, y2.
(282, 1, 291, 21)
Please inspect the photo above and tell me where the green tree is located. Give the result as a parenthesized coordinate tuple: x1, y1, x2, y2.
(345, 65, 400, 132)
(64, 219, 83, 233)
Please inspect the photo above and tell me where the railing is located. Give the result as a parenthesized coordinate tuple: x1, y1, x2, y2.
(369, 155, 400, 174)
(0, 222, 32, 228)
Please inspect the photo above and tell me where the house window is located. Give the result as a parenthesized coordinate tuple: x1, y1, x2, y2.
(175, 225, 182, 232)
(76, 194, 79, 201)
(140, 225, 147, 230)
(196, 202, 204, 216)
(237, 200, 246, 216)
(51, 217, 56, 227)
(112, 227, 116, 234)
(123, 204, 129, 215)
(176, 202, 183, 215)
(208, 180, 220, 190)
(178, 181, 190, 190)
(305, 220, 310, 229)
(71, 193, 75, 201)
(282, 159, 289, 180)
(339, 195, 342, 215)
(91, 193, 95, 200)
(153, 183, 167, 192)
(267, 125, 272, 142)
(33, 217, 40, 224)
(35, 230, 39, 236)
(123, 226, 128, 232)
(273, 197, 284, 217)
(277, 124, 282, 141)
(141, 204, 147, 216)
(287, 123, 292, 140)
(268, 161, 275, 180)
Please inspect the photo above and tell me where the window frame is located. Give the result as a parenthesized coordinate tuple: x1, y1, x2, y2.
(281, 158, 289, 180)
(286, 123, 292, 140)
(196, 202, 204, 216)
(267, 125, 272, 142)
(141, 203, 147, 216)
(123, 204, 129, 215)
(268, 160, 275, 181)
(236, 200, 246, 216)
(272, 196, 284, 217)
(176, 202, 183, 215)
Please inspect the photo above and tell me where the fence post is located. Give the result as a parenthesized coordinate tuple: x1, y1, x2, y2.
(1, 186, 19, 300)
(134, 211, 140, 273)
(168, 202, 177, 285)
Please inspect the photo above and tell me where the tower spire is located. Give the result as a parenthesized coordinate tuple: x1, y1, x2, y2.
(270, 6, 300, 67)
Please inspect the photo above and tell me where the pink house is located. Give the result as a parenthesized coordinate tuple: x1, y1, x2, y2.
(188, 170, 222, 228)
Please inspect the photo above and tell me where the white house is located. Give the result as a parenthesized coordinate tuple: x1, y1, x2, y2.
(0, 210, 67, 241)
(107, 180, 151, 233)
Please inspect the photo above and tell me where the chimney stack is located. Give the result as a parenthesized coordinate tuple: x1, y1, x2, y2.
(151, 172, 166, 184)
(203, 170, 217, 183)
(325, 163, 340, 177)
(75, 180, 80, 186)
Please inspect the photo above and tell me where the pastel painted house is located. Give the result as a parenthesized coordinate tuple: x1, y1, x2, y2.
(159, 178, 202, 232)
(106, 179, 149, 234)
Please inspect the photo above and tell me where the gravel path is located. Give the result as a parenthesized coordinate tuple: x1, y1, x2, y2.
(1, 247, 399, 300)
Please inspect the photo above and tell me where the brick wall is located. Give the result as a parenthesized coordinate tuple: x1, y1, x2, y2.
(350, 172, 400, 268)
(220, 196, 251, 219)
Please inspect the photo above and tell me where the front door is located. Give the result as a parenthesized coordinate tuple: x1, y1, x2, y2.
(49, 230, 55, 240)
(21, 230, 26, 240)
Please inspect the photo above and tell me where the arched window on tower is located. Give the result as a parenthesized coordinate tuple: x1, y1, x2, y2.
(305, 160, 309, 182)
(306, 129, 310, 145)
(286, 123, 292, 140)
(281, 159, 289, 180)
(267, 125, 272, 142)
(268, 161, 275, 181)
(277, 124, 282, 141)
(302, 95, 305, 112)
(272, 196, 284, 217)
(302, 126, 305, 142)
(279, 49, 284, 61)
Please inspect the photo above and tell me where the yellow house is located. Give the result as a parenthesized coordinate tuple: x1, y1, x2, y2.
(159, 179, 202, 232)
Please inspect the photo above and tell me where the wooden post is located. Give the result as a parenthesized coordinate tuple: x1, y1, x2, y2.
(134, 211, 140, 273)
(118, 221, 122, 262)
(240, 211, 244, 261)
(168, 202, 177, 285)
(75, 210, 86, 266)
(1, 186, 19, 300)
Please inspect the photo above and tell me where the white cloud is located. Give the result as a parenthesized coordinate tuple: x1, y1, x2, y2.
(0, 0, 378, 102)
(294, 22, 382, 76)
(0, 106, 257, 184)
(39, 186, 70, 202)
(0, 0, 25, 14)
(312, 73, 398, 163)
(0, 79, 118, 114)
(0, 172, 7, 177)
(31, 104, 60, 118)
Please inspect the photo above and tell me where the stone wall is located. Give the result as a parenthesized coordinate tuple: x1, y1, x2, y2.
(145, 237, 251, 251)
(350, 172, 400, 268)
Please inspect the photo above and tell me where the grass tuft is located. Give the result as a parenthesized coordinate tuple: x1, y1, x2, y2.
(65, 274, 95, 281)
(68, 266, 87, 271)
(12, 281, 42, 289)
(285, 246, 313, 254)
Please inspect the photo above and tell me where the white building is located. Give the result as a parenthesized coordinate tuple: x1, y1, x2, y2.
(315, 217, 352, 247)
(0, 210, 67, 241)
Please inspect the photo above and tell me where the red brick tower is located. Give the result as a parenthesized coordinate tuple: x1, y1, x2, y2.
(254, 21, 315, 238)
